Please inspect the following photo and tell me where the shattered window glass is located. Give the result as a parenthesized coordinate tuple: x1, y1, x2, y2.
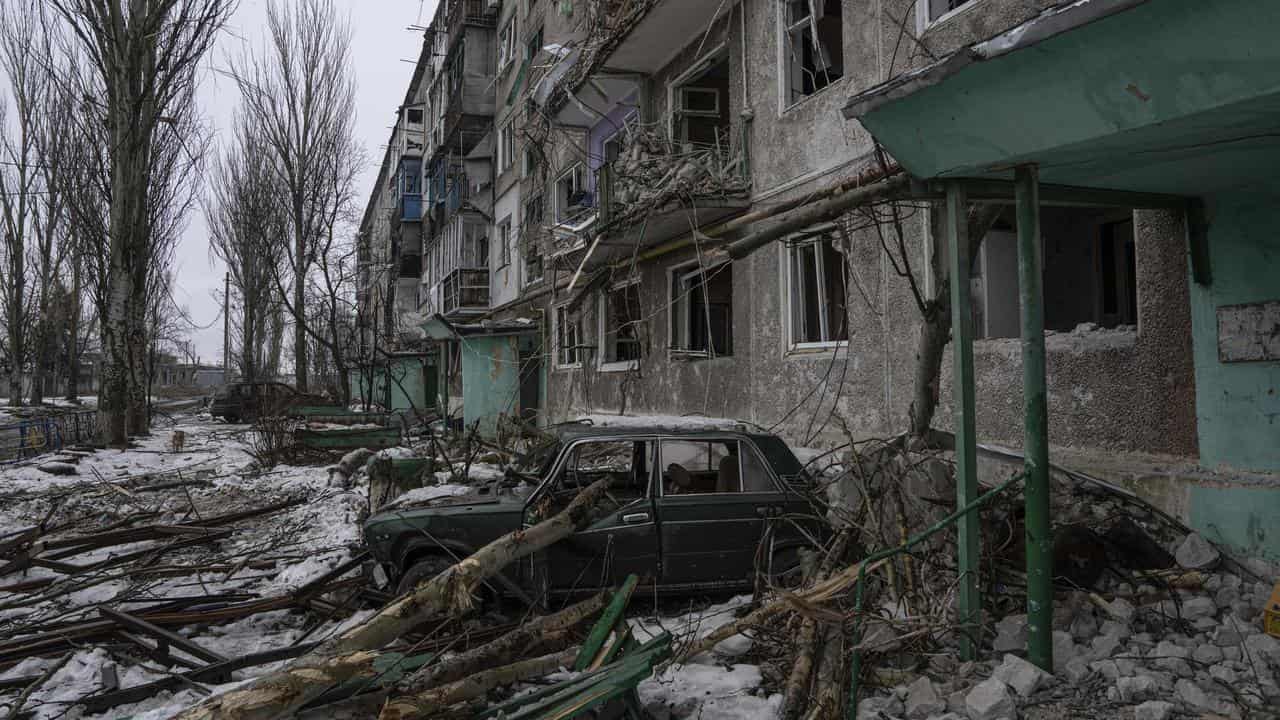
(788, 234, 848, 346)
(603, 282, 643, 364)
(671, 263, 733, 357)
(781, 0, 844, 107)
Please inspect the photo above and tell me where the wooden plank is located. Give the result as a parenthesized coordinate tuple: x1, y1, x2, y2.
(78, 642, 321, 714)
(99, 607, 230, 665)
(573, 574, 638, 671)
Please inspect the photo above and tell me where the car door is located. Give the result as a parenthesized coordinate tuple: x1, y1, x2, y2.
(654, 437, 790, 587)
(530, 438, 660, 592)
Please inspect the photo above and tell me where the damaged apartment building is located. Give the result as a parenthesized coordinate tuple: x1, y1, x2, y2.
(358, 0, 1280, 560)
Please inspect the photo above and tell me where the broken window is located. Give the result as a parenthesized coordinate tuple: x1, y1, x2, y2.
(497, 217, 511, 267)
(555, 304, 583, 367)
(672, 52, 729, 154)
(522, 194, 544, 287)
(787, 232, 848, 347)
(670, 263, 732, 357)
(552, 440, 652, 513)
(526, 26, 543, 62)
(555, 164, 591, 222)
(461, 220, 488, 269)
(498, 16, 516, 71)
(659, 440, 774, 495)
(920, 0, 975, 26)
(498, 121, 515, 173)
(971, 209, 1139, 339)
(1098, 218, 1138, 327)
(600, 281, 643, 367)
(781, 0, 844, 107)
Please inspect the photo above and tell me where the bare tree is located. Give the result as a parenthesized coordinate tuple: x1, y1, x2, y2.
(228, 0, 359, 393)
(206, 112, 286, 384)
(0, 0, 52, 406)
(47, 0, 234, 443)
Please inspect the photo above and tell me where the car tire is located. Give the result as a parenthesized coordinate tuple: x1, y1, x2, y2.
(396, 554, 455, 596)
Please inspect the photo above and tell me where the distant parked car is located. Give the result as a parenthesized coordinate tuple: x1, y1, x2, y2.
(209, 381, 327, 423)
(362, 424, 826, 598)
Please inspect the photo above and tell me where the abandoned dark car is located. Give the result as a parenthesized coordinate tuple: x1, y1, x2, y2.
(209, 381, 325, 423)
(362, 426, 824, 599)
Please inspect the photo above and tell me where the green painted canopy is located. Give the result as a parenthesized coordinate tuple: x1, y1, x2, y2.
(843, 0, 1280, 196)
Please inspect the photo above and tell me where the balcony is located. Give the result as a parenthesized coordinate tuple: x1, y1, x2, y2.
(400, 194, 423, 222)
(441, 269, 490, 316)
(553, 124, 749, 265)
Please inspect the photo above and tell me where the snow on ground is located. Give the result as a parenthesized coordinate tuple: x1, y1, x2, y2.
(630, 596, 782, 719)
(0, 417, 370, 720)
(0, 416, 782, 719)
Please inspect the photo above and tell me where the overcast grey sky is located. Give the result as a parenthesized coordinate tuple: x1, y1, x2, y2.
(176, 0, 436, 364)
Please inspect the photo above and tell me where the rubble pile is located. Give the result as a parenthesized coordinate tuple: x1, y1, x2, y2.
(606, 125, 750, 218)
(779, 436, 1280, 720)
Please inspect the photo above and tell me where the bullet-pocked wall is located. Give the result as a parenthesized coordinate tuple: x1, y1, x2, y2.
(541, 0, 1198, 462)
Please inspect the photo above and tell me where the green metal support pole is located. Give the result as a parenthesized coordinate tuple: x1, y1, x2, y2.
(946, 181, 980, 661)
(1015, 165, 1054, 673)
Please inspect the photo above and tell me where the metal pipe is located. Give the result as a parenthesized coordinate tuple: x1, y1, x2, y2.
(946, 181, 981, 661)
(1016, 165, 1053, 672)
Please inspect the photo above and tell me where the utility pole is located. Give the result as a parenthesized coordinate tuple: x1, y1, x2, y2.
(222, 272, 231, 385)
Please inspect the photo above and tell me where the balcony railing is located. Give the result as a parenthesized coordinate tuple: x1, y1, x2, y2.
(441, 268, 490, 315)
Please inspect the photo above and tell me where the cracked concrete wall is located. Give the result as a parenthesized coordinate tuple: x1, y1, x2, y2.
(539, 0, 1197, 462)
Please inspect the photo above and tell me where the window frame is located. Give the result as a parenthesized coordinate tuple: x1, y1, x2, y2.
(776, 0, 845, 111)
(597, 277, 643, 373)
(656, 438, 781, 497)
(498, 121, 515, 173)
(554, 163, 588, 223)
(783, 232, 850, 352)
(497, 216, 512, 268)
(667, 259, 733, 359)
(915, 0, 980, 34)
(553, 303, 584, 370)
(498, 15, 517, 72)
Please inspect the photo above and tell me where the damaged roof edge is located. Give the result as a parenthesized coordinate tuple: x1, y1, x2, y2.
(841, 0, 1151, 120)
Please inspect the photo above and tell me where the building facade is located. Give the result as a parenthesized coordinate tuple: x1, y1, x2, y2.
(358, 0, 1279, 555)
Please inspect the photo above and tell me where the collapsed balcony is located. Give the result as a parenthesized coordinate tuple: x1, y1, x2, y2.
(549, 122, 751, 265)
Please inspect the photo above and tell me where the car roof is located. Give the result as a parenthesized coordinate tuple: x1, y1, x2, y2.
(544, 422, 806, 479)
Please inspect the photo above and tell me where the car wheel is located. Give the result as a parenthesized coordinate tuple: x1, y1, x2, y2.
(768, 546, 806, 589)
(396, 554, 455, 596)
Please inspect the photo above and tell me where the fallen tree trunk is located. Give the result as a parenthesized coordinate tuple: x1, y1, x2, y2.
(378, 648, 578, 720)
(167, 479, 610, 720)
(678, 557, 888, 663)
(396, 589, 608, 694)
(327, 447, 375, 488)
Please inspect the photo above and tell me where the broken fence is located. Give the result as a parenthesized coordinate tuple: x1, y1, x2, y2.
(0, 410, 98, 464)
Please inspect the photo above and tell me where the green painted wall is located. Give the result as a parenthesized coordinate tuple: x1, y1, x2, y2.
(1189, 484, 1280, 562)
(1189, 193, 1280, 472)
(461, 336, 521, 437)
(348, 356, 436, 413)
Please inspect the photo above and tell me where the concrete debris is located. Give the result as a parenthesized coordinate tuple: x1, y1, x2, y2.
(1132, 700, 1175, 720)
(1059, 656, 1092, 685)
(992, 614, 1027, 653)
(1174, 533, 1221, 570)
(1116, 674, 1157, 702)
(1182, 596, 1217, 620)
(991, 653, 1048, 698)
(904, 676, 945, 719)
(964, 677, 1016, 720)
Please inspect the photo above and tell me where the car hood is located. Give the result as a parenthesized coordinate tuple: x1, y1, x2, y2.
(370, 482, 533, 518)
